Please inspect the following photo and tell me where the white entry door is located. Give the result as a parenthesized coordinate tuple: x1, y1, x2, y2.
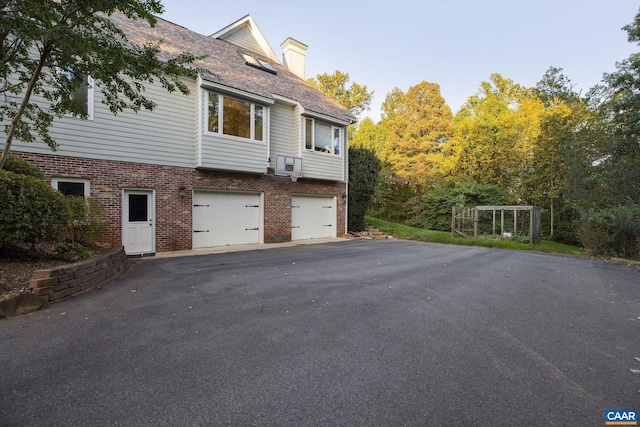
(122, 189, 155, 255)
(193, 191, 262, 248)
(291, 195, 335, 240)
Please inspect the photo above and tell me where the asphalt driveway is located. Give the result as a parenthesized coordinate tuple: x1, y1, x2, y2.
(1, 240, 639, 426)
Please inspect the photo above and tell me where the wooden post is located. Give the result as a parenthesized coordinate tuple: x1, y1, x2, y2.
(474, 208, 478, 239)
(492, 209, 496, 236)
(451, 206, 455, 239)
(513, 209, 517, 237)
(529, 208, 534, 244)
(501, 209, 504, 236)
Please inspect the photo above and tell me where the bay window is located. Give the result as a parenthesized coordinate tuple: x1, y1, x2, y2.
(304, 118, 342, 155)
(207, 91, 265, 141)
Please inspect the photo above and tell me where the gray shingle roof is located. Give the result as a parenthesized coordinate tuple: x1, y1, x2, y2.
(109, 13, 355, 124)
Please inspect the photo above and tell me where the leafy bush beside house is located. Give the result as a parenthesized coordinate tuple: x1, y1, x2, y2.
(0, 169, 69, 251)
(1, 155, 45, 178)
(348, 147, 381, 231)
(65, 196, 108, 244)
(0, 156, 108, 262)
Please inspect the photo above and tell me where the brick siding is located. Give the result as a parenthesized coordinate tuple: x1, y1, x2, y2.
(15, 153, 347, 252)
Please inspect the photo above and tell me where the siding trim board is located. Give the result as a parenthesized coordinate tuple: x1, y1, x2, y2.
(200, 81, 275, 105)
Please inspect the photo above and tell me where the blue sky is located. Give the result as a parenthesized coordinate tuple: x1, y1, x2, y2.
(161, 0, 639, 121)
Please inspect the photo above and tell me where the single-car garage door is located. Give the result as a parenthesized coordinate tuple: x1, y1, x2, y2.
(291, 195, 335, 240)
(193, 191, 262, 248)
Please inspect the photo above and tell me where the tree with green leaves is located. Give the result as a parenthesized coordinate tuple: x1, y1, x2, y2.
(307, 70, 373, 120)
(568, 7, 640, 258)
(348, 147, 381, 231)
(0, 0, 202, 168)
(416, 181, 508, 231)
(380, 81, 453, 192)
(350, 117, 387, 153)
(585, 7, 640, 206)
(441, 74, 544, 203)
(533, 67, 592, 240)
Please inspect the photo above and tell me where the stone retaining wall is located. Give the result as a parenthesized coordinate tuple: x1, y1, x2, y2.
(29, 246, 129, 303)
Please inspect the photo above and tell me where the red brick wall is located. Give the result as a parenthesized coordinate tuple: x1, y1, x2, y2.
(29, 246, 129, 302)
(15, 153, 347, 252)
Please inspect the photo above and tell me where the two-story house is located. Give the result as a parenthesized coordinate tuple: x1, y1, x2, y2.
(8, 14, 355, 255)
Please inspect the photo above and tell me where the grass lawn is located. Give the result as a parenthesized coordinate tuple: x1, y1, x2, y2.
(365, 216, 587, 256)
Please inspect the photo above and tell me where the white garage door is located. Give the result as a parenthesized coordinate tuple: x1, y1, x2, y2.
(193, 191, 261, 248)
(291, 195, 335, 240)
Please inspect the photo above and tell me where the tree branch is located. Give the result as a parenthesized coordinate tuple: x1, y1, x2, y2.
(0, 44, 51, 168)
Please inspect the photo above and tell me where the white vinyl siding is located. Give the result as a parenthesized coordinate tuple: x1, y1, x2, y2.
(9, 77, 198, 168)
(270, 102, 297, 159)
(219, 25, 263, 54)
(199, 137, 266, 173)
(301, 151, 345, 181)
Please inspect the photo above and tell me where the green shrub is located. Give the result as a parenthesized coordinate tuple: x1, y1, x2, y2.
(348, 147, 381, 231)
(57, 241, 92, 262)
(65, 196, 108, 243)
(414, 181, 509, 231)
(0, 170, 69, 250)
(575, 205, 640, 259)
(367, 168, 416, 223)
(1, 155, 44, 179)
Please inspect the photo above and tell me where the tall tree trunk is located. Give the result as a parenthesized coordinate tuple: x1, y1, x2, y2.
(0, 50, 49, 169)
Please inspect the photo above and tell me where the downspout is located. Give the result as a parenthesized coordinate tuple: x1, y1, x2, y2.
(344, 125, 349, 236)
(196, 76, 203, 167)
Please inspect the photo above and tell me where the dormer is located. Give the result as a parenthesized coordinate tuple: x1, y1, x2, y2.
(210, 15, 280, 63)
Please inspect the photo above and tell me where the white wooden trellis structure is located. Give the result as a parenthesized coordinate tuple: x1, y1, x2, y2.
(452, 205, 541, 244)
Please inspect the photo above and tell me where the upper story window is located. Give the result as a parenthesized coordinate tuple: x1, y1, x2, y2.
(207, 91, 264, 142)
(62, 70, 94, 120)
(304, 118, 342, 156)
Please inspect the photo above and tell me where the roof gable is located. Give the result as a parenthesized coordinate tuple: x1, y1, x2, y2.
(210, 15, 279, 64)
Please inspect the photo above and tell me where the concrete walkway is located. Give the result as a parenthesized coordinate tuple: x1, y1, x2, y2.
(150, 237, 350, 259)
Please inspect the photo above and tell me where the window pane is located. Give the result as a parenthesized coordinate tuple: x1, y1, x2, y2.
(223, 97, 251, 138)
(58, 181, 85, 197)
(333, 127, 341, 155)
(128, 195, 148, 222)
(314, 122, 332, 153)
(305, 118, 313, 150)
(254, 105, 263, 141)
(208, 92, 219, 132)
(70, 75, 88, 115)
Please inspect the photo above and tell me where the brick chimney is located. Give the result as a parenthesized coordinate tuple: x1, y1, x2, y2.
(280, 37, 308, 80)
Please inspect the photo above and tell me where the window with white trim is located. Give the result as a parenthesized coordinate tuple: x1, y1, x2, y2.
(61, 70, 94, 120)
(51, 177, 90, 198)
(207, 91, 265, 142)
(304, 118, 342, 155)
